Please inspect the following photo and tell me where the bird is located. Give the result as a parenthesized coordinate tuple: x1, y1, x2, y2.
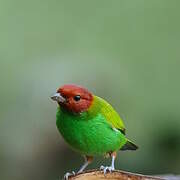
(51, 84, 138, 179)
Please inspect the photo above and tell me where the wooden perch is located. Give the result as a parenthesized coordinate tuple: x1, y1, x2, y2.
(68, 169, 165, 180)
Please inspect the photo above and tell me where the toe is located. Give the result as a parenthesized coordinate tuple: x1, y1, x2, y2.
(103, 167, 108, 174)
(64, 173, 70, 180)
(100, 166, 114, 175)
(64, 171, 76, 180)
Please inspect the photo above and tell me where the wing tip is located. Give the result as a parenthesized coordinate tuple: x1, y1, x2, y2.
(120, 140, 138, 151)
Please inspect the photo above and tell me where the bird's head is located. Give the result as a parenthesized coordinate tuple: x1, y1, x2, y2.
(51, 84, 93, 114)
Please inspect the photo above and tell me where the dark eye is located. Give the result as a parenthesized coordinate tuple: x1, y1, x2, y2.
(74, 95, 81, 101)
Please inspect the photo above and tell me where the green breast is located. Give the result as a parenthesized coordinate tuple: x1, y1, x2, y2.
(56, 107, 127, 156)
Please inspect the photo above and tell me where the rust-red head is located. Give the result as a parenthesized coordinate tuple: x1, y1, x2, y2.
(51, 84, 93, 114)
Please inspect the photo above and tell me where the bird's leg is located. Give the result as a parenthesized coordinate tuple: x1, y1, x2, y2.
(100, 151, 117, 175)
(64, 156, 93, 180)
(77, 155, 93, 173)
(110, 151, 116, 170)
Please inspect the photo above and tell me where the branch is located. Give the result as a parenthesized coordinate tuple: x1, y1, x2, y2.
(68, 169, 165, 180)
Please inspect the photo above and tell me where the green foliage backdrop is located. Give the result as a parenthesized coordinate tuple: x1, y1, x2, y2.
(0, 0, 180, 179)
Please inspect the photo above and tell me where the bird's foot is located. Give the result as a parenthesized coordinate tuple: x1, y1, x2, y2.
(64, 171, 75, 180)
(100, 165, 115, 175)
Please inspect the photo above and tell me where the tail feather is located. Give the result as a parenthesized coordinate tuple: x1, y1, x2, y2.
(120, 139, 138, 151)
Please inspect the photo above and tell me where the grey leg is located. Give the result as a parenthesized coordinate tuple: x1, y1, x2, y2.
(100, 152, 117, 175)
(78, 156, 93, 173)
(64, 156, 93, 179)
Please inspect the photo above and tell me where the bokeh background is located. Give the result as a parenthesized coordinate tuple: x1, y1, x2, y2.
(1, 0, 180, 179)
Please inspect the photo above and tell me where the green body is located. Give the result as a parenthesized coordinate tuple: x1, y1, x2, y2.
(56, 96, 128, 156)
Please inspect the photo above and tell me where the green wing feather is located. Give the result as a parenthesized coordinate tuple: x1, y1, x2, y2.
(92, 96, 126, 134)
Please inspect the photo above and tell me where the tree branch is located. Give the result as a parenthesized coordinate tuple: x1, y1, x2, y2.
(68, 169, 165, 180)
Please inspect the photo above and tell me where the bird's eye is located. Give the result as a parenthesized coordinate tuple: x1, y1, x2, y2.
(74, 95, 81, 101)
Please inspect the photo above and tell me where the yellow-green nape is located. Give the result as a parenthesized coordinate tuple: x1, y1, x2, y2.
(88, 95, 126, 134)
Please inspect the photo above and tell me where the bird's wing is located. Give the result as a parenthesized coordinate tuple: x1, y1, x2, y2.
(94, 96, 126, 134)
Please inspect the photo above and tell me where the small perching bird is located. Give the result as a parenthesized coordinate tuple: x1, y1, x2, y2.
(51, 84, 138, 179)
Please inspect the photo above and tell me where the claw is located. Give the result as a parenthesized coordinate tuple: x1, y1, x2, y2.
(100, 165, 105, 170)
(64, 171, 75, 180)
(100, 152, 116, 175)
(100, 165, 114, 175)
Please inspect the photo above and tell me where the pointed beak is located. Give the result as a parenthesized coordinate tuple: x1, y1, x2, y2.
(51, 93, 66, 103)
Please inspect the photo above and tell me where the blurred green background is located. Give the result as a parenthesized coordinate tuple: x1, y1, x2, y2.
(0, 0, 180, 179)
